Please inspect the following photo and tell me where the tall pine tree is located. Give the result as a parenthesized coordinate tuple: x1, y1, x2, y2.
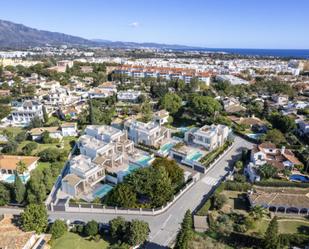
(14, 172, 25, 204)
(264, 216, 279, 249)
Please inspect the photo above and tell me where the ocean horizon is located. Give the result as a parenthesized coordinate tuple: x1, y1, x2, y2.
(186, 48, 309, 59)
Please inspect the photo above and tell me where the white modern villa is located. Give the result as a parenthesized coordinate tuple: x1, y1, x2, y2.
(184, 124, 230, 151)
(124, 118, 171, 148)
(61, 125, 154, 201)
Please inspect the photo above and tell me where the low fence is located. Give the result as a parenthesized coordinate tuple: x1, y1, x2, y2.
(51, 177, 197, 216)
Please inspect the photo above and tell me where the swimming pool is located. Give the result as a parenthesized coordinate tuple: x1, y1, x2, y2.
(246, 133, 263, 140)
(93, 184, 113, 198)
(177, 127, 189, 133)
(158, 143, 174, 154)
(4, 174, 29, 183)
(137, 155, 153, 166)
(127, 164, 140, 173)
(187, 151, 203, 162)
(289, 174, 309, 183)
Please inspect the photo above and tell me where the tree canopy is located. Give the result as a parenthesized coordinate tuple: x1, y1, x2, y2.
(160, 93, 182, 114)
(21, 204, 48, 233)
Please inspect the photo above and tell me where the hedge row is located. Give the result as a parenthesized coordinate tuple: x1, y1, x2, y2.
(224, 181, 252, 192)
(200, 141, 231, 168)
(279, 233, 309, 247)
(255, 180, 309, 188)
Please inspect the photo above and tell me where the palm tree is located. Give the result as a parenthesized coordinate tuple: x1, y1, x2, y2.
(16, 160, 27, 175)
(249, 205, 268, 220)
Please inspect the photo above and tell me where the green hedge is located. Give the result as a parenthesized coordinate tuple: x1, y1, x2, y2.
(279, 234, 309, 247)
(224, 181, 252, 192)
(200, 141, 231, 168)
(255, 180, 309, 188)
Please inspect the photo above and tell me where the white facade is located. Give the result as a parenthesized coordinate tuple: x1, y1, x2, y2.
(117, 90, 141, 102)
(10, 100, 44, 126)
(124, 119, 171, 147)
(184, 124, 230, 151)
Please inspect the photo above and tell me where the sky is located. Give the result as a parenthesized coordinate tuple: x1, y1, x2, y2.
(1, 0, 309, 49)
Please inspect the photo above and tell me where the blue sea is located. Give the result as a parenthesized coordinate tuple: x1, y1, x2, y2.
(183, 48, 309, 59)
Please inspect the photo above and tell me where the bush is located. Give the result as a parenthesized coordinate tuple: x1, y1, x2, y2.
(224, 181, 251, 191)
(84, 220, 98, 237)
(15, 131, 28, 143)
(213, 193, 227, 210)
(279, 234, 309, 248)
(38, 148, 61, 162)
(22, 142, 38, 155)
(234, 174, 246, 183)
(51, 220, 67, 239)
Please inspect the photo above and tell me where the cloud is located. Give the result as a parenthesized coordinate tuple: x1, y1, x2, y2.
(129, 22, 140, 28)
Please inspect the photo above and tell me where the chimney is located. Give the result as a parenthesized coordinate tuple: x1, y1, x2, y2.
(281, 146, 286, 154)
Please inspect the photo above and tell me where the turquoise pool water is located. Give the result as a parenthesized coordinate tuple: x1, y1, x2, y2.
(5, 174, 29, 183)
(93, 184, 113, 198)
(187, 151, 203, 161)
(177, 127, 189, 133)
(137, 155, 152, 166)
(159, 143, 174, 154)
(127, 164, 140, 173)
(247, 133, 263, 140)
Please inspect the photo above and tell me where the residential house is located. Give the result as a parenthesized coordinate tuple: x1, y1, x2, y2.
(117, 90, 141, 102)
(245, 142, 302, 182)
(0, 214, 47, 249)
(10, 100, 44, 126)
(0, 155, 39, 183)
(124, 118, 171, 148)
(223, 98, 246, 114)
(153, 110, 169, 125)
(30, 122, 77, 140)
(272, 94, 289, 106)
(184, 124, 230, 151)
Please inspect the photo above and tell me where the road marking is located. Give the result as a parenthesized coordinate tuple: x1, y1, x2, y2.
(161, 214, 172, 228)
(202, 176, 219, 186)
(150, 214, 172, 240)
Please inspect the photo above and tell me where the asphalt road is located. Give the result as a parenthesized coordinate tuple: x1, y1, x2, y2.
(0, 136, 253, 248)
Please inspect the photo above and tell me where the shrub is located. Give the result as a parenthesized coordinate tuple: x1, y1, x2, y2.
(84, 220, 98, 237)
(51, 220, 67, 239)
(38, 148, 61, 162)
(22, 142, 38, 155)
(224, 181, 251, 191)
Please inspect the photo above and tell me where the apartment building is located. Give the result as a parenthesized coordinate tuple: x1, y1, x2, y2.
(114, 65, 211, 85)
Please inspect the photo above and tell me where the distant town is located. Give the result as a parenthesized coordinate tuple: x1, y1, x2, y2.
(0, 44, 308, 249)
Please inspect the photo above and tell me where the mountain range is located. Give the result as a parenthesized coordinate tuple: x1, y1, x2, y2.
(0, 19, 195, 50)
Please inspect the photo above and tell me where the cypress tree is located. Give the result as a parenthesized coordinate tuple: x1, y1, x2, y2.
(264, 216, 279, 249)
(14, 172, 25, 204)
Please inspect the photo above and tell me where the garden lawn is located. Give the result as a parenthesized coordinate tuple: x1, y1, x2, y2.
(0, 127, 23, 135)
(278, 220, 309, 234)
(17, 136, 76, 156)
(248, 218, 309, 236)
(51, 232, 109, 249)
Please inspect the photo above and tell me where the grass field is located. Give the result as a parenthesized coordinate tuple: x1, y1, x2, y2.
(51, 232, 109, 249)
